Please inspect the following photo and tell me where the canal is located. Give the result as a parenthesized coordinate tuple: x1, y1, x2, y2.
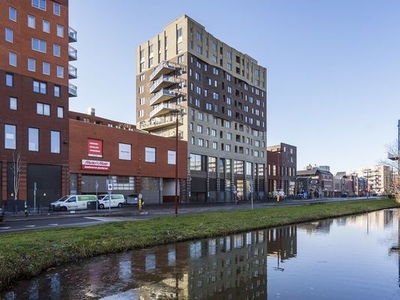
(3, 208, 400, 299)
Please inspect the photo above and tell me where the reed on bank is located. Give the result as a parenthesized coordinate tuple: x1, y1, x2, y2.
(0, 198, 399, 290)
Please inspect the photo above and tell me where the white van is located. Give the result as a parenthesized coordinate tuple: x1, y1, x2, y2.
(98, 194, 126, 209)
(50, 195, 97, 211)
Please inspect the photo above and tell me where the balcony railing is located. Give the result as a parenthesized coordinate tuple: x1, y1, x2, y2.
(139, 116, 177, 131)
(149, 89, 176, 106)
(69, 27, 77, 42)
(150, 62, 177, 81)
(149, 103, 177, 118)
(149, 75, 176, 93)
(69, 83, 77, 97)
(69, 64, 77, 79)
(69, 45, 77, 61)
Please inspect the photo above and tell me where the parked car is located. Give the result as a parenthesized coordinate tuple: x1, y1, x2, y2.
(97, 194, 126, 209)
(49, 195, 97, 211)
(0, 207, 4, 222)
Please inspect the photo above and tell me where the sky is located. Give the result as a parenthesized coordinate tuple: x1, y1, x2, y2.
(69, 0, 400, 175)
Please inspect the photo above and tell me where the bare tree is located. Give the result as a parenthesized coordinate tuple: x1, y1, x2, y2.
(379, 140, 399, 195)
(11, 151, 23, 200)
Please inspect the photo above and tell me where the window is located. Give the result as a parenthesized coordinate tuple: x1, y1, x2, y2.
(42, 20, 50, 33)
(57, 106, 63, 118)
(5, 28, 13, 43)
(33, 80, 47, 94)
(51, 131, 60, 153)
(145, 147, 156, 163)
(9, 7, 17, 22)
(37, 102, 50, 116)
(57, 24, 64, 37)
(53, 3, 60, 15)
(53, 44, 60, 57)
(32, 38, 47, 53)
(54, 85, 60, 97)
(28, 58, 36, 72)
(56, 66, 64, 78)
(197, 125, 203, 133)
(32, 0, 46, 10)
(168, 150, 176, 165)
(10, 97, 17, 110)
(198, 138, 204, 147)
(28, 128, 39, 151)
(119, 143, 131, 160)
(43, 62, 50, 75)
(9, 52, 17, 66)
(28, 15, 36, 28)
(5, 124, 16, 149)
(6, 73, 13, 87)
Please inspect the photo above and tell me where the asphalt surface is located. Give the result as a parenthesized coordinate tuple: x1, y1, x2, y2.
(2, 196, 379, 223)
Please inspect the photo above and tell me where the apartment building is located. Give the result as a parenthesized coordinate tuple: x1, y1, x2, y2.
(267, 143, 297, 197)
(0, 0, 76, 203)
(136, 15, 267, 203)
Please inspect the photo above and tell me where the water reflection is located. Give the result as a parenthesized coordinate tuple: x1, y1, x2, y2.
(3, 209, 400, 299)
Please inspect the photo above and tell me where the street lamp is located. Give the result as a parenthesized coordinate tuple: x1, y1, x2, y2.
(171, 109, 180, 217)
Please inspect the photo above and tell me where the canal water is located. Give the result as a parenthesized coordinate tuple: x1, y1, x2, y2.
(3, 208, 400, 300)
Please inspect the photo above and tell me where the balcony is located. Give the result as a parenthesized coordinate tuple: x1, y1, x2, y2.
(149, 103, 178, 118)
(69, 45, 77, 61)
(139, 116, 177, 131)
(150, 89, 176, 106)
(150, 62, 177, 81)
(149, 75, 176, 93)
(69, 27, 77, 43)
(69, 64, 77, 79)
(69, 83, 77, 97)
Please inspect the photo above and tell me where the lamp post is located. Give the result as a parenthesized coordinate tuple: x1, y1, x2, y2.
(171, 109, 180, 217)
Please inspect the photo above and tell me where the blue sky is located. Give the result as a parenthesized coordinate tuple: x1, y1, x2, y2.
(69, 0, 400, 174)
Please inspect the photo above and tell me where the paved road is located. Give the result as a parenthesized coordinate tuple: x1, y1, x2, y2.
(0, 197, 382, 234)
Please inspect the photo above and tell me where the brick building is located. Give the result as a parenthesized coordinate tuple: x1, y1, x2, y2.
(0, 0, 76, 206)
(68, 111, 187, 206)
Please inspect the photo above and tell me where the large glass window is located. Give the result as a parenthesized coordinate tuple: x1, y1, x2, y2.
(28, 128, 39, 151)
(145, 147, 156, 163)
(5, 124, 16, 149)
(51, 131, 60, 153)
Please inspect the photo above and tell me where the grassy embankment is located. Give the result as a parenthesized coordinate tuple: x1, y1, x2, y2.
(1, 198, 399, 290)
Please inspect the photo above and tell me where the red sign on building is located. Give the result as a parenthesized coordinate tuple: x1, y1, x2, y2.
(87, 139, 103, 157)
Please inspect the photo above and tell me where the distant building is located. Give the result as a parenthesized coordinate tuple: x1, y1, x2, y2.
(296, 165, 334, 198)
(267, 143, 297, 197)
(348, 165, 392, 195)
